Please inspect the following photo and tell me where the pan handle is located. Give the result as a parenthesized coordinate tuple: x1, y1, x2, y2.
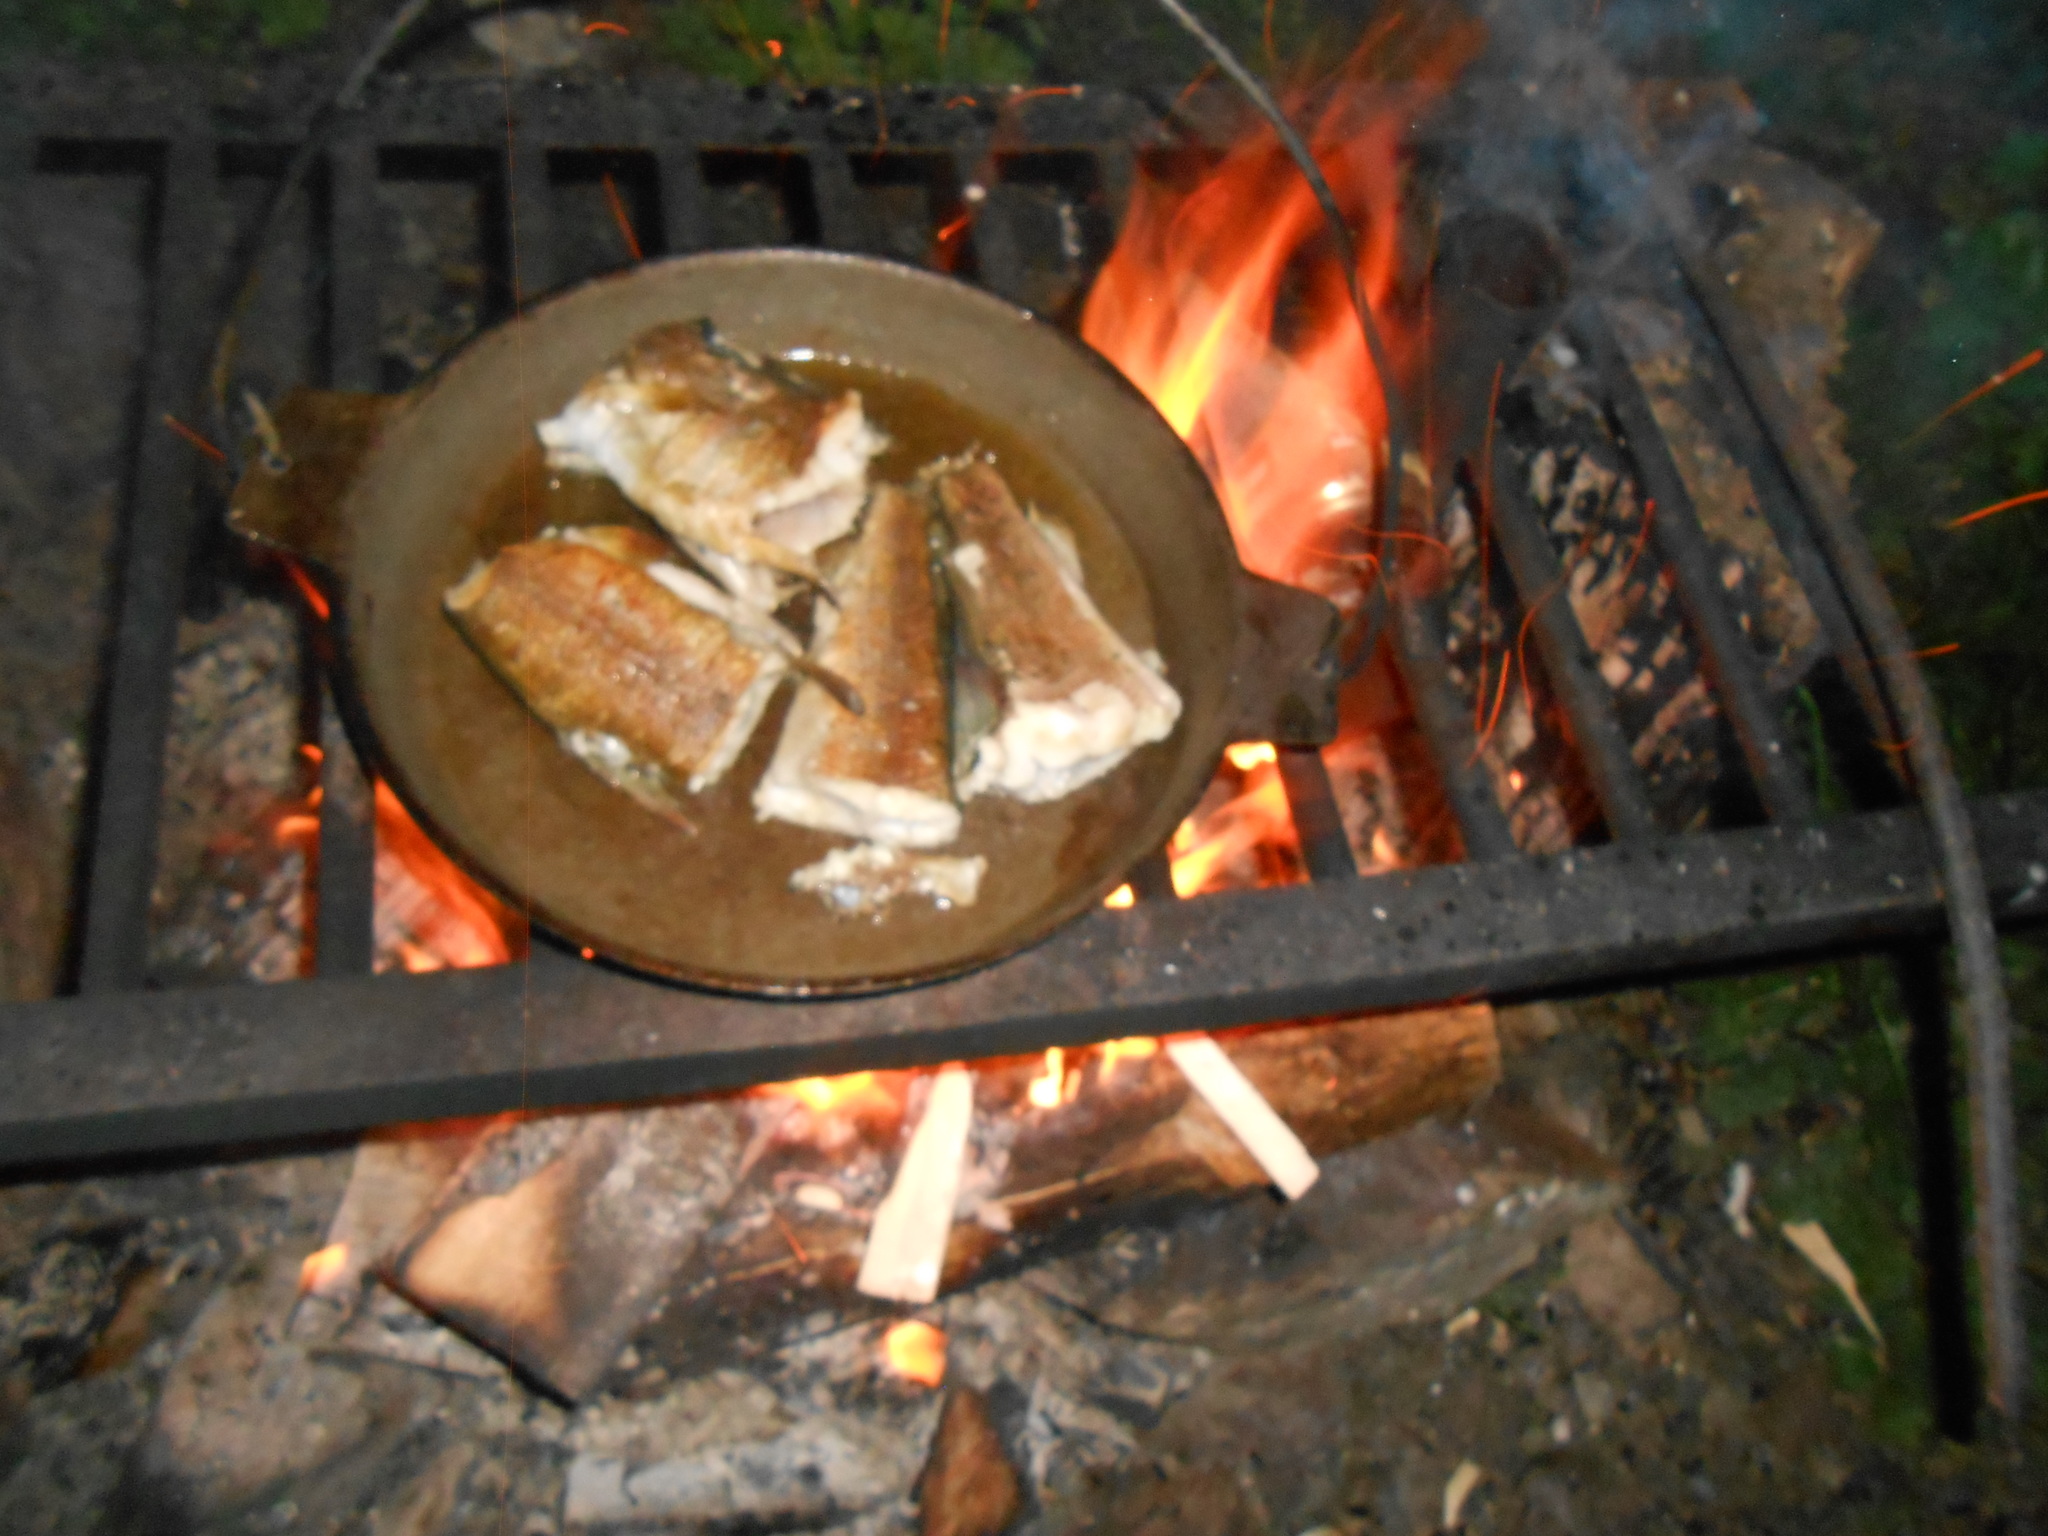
(1224, 570, 1342, 747)
(228, 388, 406, 588)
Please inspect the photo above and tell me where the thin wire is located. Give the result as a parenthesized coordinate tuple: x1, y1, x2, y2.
(1150, 0, 1410, 670)
(207, 0, 439, 447)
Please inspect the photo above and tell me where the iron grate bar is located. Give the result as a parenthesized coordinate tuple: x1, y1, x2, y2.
(1486, 442, 1662, 840)
(1277, 747, 1359, 880)
(1571, 298, 1817, 828)
(75, 137, 222, 994)
(1393, 593, 1519, 862)
(6, 790, 2046, 1170)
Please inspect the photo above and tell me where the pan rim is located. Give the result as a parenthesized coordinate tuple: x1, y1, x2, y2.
(342, 246, 1242, 997)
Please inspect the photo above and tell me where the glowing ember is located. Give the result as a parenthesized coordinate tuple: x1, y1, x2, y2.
(1027, 1048, 1068, 1109)
(1098, 1036, 1160, 1082)
(1102, 883, 1136, 909)
(1225, 741, 1278, 771)
(881, 1320, 948, 1387)
(298, 1242, 350, 1295)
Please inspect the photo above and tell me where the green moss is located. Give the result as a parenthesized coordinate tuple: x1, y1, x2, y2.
(0, 0, 331, 56)
(649, 0, 1041, 89)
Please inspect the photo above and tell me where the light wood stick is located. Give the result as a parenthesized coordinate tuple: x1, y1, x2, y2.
(1164, 1036, 1320, 1199)
(857, 1065, 976, 1303)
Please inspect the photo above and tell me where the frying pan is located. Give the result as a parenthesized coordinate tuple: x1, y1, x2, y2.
(232, 249, 1339, 995)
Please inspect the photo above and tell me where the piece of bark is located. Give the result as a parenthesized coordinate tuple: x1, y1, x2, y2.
(381, 1101, 748, 1399)
(919, 1387, 1023, 1536)
(1163, 1036, 1319, 1198)
(859, 1066, 976, 1304)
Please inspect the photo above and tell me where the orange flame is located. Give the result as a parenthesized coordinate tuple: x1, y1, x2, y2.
(1102, 883, 1136, 909)
(769, 1072, 881, 1113)
(1084, 23, 1474, 894)
(298, 1243, 350, 1295)
(372, 781, 515, 972)
(882, 1320, 948, 1387)
(1027, 1047, 1070, 1109)
(1098, 1036, 1159, 1082)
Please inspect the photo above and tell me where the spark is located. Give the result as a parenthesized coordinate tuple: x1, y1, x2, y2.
(938, 0, 951, 55)
(277, 555, 331, 621)
(582, 20, 630, 36)
(945, 95, 978, 109)
(162, 412, 226, 462)
(1912, 642, 1961, 659)
(764, 37, 783, 57)
(1910, 346, 2044, 440)
(1618, 495, 1658, 590)
(601, 172, 643, 262)
(1947, 487, 2048, 529)
(769, 1207, 810, 1265)
(1102, 883, 1135, 909)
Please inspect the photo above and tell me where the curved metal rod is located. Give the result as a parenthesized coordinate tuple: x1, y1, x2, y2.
(1150, 0, 1409, 665)
(1674, 245, 2027, 1419)
(208, 0, 441, 446)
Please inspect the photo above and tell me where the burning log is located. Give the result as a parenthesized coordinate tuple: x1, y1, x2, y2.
(662, 1004, 1498, 1353)
(379, 1100, 749, 1400)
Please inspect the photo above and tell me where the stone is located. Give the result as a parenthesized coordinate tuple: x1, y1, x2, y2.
(1563, 1217, 1684, 1359)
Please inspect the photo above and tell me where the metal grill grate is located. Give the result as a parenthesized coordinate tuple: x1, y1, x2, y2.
(0, 66, 2041, 1188)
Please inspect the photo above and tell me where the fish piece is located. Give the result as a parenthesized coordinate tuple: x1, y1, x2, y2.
(791, 843, 987, 916)
(755, 484, 959, 848)
(444, 530, 789, 815)
(537, 322, 885, 608)
(932, 460, 1181, 803)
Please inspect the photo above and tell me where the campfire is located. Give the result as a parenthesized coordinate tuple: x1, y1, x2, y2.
(7, 0, 2002, 1524)
(264, 13, 1833, 1421)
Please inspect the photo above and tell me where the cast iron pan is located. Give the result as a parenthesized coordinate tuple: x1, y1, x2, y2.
(233, 250, 1338, 995)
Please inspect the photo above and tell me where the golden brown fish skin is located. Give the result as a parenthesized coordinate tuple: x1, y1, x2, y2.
(808, 484, 951, 800)
(445, 537, 773, 785)
(932, 462, 1126, 704)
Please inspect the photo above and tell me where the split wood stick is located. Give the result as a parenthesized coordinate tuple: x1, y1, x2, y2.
(1164, 1035, 1320, 1199)
(858, 1064, 975, 1304)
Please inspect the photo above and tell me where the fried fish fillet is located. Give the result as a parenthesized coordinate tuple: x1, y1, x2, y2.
(754, 483, 960, 848)
(537, 322, 885, 609)
(444, 528, 789, 815)
(932, 461, 1181, 803)
(790, 843, 987, 915)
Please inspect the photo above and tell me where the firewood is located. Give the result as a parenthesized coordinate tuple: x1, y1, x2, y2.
(858, 1065, 975, 1305)
(1163, 1036, 1319, 1198)
(380, 1100, 749, 1400)
(660, 1004, 1500, 1345)
(918, 1386, 1023, 1536)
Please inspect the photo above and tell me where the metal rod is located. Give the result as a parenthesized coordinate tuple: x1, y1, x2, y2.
(1893, 941, 1978, 1441)
(1391, 592, 1519, 863)
(6, 792, 2047, 1171)
(1570, 298, 1816, 828)
(1677, 246, 2028, 1416)
(1486, 443, 1661, 840)
(1276, 748, 1359, 880)
(75, 139, 220, 994)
